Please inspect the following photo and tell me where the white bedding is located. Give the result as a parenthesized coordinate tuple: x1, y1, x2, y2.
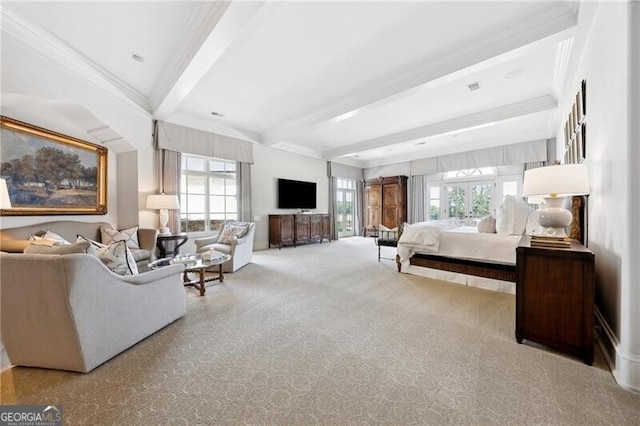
(397, 222, 522, 294)
(398, 222, 521, 264)
(397, 220, 460, 261)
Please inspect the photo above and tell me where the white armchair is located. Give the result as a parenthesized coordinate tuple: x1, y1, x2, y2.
(194, 222, 255, 273)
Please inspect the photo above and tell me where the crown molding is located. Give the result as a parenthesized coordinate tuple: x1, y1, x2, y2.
(1, 9, 151, 114)
(323, 94, 557, 160)
(262, 2, 578, 146)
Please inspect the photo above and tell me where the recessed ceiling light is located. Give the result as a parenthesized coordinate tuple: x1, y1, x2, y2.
(131, 54, 144, 62)
(467, 82, 480, 91)
(210, 111, 224, 117)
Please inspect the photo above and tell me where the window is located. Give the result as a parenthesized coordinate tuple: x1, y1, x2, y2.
(428, 186, 441, 220)
(180, 154, 237, 232)
(336, 178, 355, 237)
(444, 167, 495, 179)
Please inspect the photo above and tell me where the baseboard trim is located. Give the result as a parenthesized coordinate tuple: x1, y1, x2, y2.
(594, 307, 640, 393)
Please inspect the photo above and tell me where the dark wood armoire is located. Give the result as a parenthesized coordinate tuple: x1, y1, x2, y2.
(363, 176, 407, 237)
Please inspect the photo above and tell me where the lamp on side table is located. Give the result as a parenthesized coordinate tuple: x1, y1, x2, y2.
(146, 194, 180, 235)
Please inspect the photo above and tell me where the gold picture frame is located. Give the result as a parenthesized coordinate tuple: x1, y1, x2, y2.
(0, 116, 108, 216)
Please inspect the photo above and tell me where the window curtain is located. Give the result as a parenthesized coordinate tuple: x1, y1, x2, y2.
(409, 175, 426, 223)
(238, 162, 252, 222)
(329, 176, 339, 240)
(156, 120, 254, 163)
(327, 161, 365, 239)
(153, 121, 181, 233)
(355, 179, 364, 236)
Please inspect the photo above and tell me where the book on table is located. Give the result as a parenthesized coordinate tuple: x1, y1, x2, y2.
(530, 235, 571, 248)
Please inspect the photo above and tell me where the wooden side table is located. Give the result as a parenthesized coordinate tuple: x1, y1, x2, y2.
(156, 233, 188, 258)
(516, 235, 595, 365)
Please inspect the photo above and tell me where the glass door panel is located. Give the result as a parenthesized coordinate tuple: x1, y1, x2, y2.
(446, 182, 494, 225)
(446, 185, 467, 220)
(336, 189, 355, 237)
(469, 181, 493, 223)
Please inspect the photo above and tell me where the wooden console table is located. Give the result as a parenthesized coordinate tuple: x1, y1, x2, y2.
(269, 214, 330, 249)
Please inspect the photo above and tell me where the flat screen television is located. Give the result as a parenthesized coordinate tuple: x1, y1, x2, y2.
(278, 178, 316, 209)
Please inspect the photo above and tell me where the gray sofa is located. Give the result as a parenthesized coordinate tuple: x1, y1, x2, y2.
(0, 220, 158, 269)
(0, 252, 186, 372)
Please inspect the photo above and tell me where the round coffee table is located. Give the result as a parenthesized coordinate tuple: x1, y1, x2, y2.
(181, 254, 231, 296)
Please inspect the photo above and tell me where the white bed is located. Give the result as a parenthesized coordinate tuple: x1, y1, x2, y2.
(397, 221, 522, 294)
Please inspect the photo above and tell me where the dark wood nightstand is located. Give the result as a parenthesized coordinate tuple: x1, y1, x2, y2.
(156, 233, 189, 258)
(516, 235, 595, 365)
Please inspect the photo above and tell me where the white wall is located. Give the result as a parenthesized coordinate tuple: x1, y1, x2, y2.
(556, 1, 639, 392)
(0, 30, 154, 230)
(251, 145, 329, 250)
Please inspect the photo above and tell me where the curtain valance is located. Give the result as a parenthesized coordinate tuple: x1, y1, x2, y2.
(156, 121, 254, 164)
(327, 161, 364, 181)
(408, 139, 547, 175)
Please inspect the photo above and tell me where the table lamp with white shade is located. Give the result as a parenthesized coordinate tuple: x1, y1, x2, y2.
(0, 178, 12, 209)
(146, 194, 180, 235)
(522, 164, 590, 237)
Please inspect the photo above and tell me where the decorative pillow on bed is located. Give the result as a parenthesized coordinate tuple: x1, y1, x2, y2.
(496, 196, 531, 235)
(477, 216, 496, 233)
(100, 226, 140, 249)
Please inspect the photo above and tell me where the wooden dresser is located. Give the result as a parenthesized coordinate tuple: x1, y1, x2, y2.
(515, 235, 595, 365)
(269, 214, 330, 249)
(363, 176, 407, 237)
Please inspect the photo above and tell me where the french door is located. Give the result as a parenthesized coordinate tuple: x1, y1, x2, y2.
(336, 183, 355, 237)
(445, 181, 493, 224)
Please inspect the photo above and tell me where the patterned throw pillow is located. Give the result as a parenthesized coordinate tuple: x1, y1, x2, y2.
(28, 230, 71, 246)
(79, 236, 138, 275)
(217, 222, 250, 244)
(96, 240, 139, 275)
(100, 226, 140, 249)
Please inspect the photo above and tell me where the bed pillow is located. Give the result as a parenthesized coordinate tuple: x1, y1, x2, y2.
(477, 216, 496, 233)
(100, 226, 140, 249)
(495, 204, 513, 235)
(496, 196, 531, 235)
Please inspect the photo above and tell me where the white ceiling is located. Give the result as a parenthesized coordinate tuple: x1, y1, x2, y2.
(1, 1, 580, 168)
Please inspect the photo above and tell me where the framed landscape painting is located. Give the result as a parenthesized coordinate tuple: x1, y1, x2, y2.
(0, 116, 107, 216)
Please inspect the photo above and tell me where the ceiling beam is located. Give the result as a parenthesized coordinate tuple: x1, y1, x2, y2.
(152, 1, 266, 120)
(262, 2, 577, 146)
(322, 94, 557, 160)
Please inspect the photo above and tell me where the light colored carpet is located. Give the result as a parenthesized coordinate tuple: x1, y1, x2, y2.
(1, 237, 639, 425)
